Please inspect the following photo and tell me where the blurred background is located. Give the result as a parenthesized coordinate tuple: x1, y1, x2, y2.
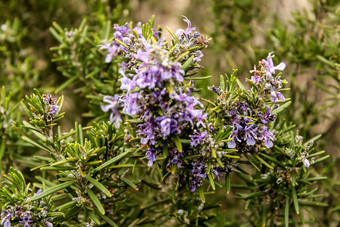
(0, 0, 339, 225)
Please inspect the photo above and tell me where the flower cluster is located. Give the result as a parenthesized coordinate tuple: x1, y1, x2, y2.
(100, 18, 291, 194)
(99, 17, 212, 192)
(225, 102, 275, 149)
(250, 52, 286, 103)
(42, 94, 59, 122)
(0, 188, 53, 227)
(209, 53, 288, 152)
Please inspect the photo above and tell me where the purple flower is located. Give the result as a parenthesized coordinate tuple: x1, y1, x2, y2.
(190, 178, 202, 192)
(192, 162, 206, 178)
(119, 70, 136, 92)
(101, 95, 122, 128)
(270, 90, 285, 103)
(302, 159, 310, 168)
(50, 105, 59, 115)
(244, 124, 257, 146)
(169, 148, 183, 168)
(34, 188, 42, 196)
(122, 93, 140, 117)
(3, 220, 10, 227)
(99, 43, 119, 63)
(212, 168, 220, 180)
(113, 23, 130, 40)
(262, 52, 286, 75)
(146, 148, 156, 166)
(190, 162, 207, 192)
(260, 126, 274, 148)
(185, 97, 203, 118)
(193, 50, 204, 63)
(228, 123, 242, 148)
(170, 88, 188, 102)
(250, 66, 261, 84)
(1, 210, 13, 227)
(196, 112, 207, 128)
(258, 108, 276, 124)
(190, 130, 207, 147)
(176, 16, 196, 37)
(138, 120, 156, 145)
(19, 213, 33, 227)
(159, 118, 171, 137)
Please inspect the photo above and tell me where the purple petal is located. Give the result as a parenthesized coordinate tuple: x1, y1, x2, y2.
(228, 139, 236, 148)
(275, 62, 286, 71)
(264, 139, 273, 148)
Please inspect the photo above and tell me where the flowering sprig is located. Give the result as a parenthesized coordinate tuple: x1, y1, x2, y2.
(100, 17, 295, 197)
(249, 52, 287, 103)
(0, 168, 53, 227)
(99, 17, 211, 192)
(20, 90, 64, 130)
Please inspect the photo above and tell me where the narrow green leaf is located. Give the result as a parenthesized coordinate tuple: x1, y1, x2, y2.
(199, 188, 206, 203)
(121, 177, 138, 190)
(87, 188, 105, 214)
(242, 191, 266, 199)
(302, 177, 327, 182)
(316, 55, 336, 67)
(165, 82, 173, 94)
(55, 76, 78, 93)
(94, 150, 130, 171)
(175, 51, 190, 62)
(262, 203, 267, 226)
(49, 27, 64, 44)
(292, 187, 300, 214)
(56, 201, 78, 211)
(41, 166, 76, 171)
(185, 75, 212, 80)
(220, 75, 225, 91)
(299, 201, 328, 207)
(304, 134, 322, 147)
(0, 140, 5, 161)
(88, 210, 101, 225)
(292, 171, 296, 186)
(180, 55, 194, 71)
(254, 154, 273, 169)
(163, 141, 168, 157)
(236, 79, 246, 91)
(285, 197, 289, 227)
(173, 136, 182, 152)
(225, 172, 231, 194)
(207, 173, 215, 190)
(108, 164, 134, 169)
(260, 153, 285, 168)
(114, 38, 128, 48)
(166, 26, 179, 43)
(86, 175, 112, 197)
(21, 136, 50, 151)
(273, 101, 291, 115)
(96, 210, 118, 227)
(311, 155, 330, 166)
(52, 21, 64, 33)
(31, 181, 74, 201)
